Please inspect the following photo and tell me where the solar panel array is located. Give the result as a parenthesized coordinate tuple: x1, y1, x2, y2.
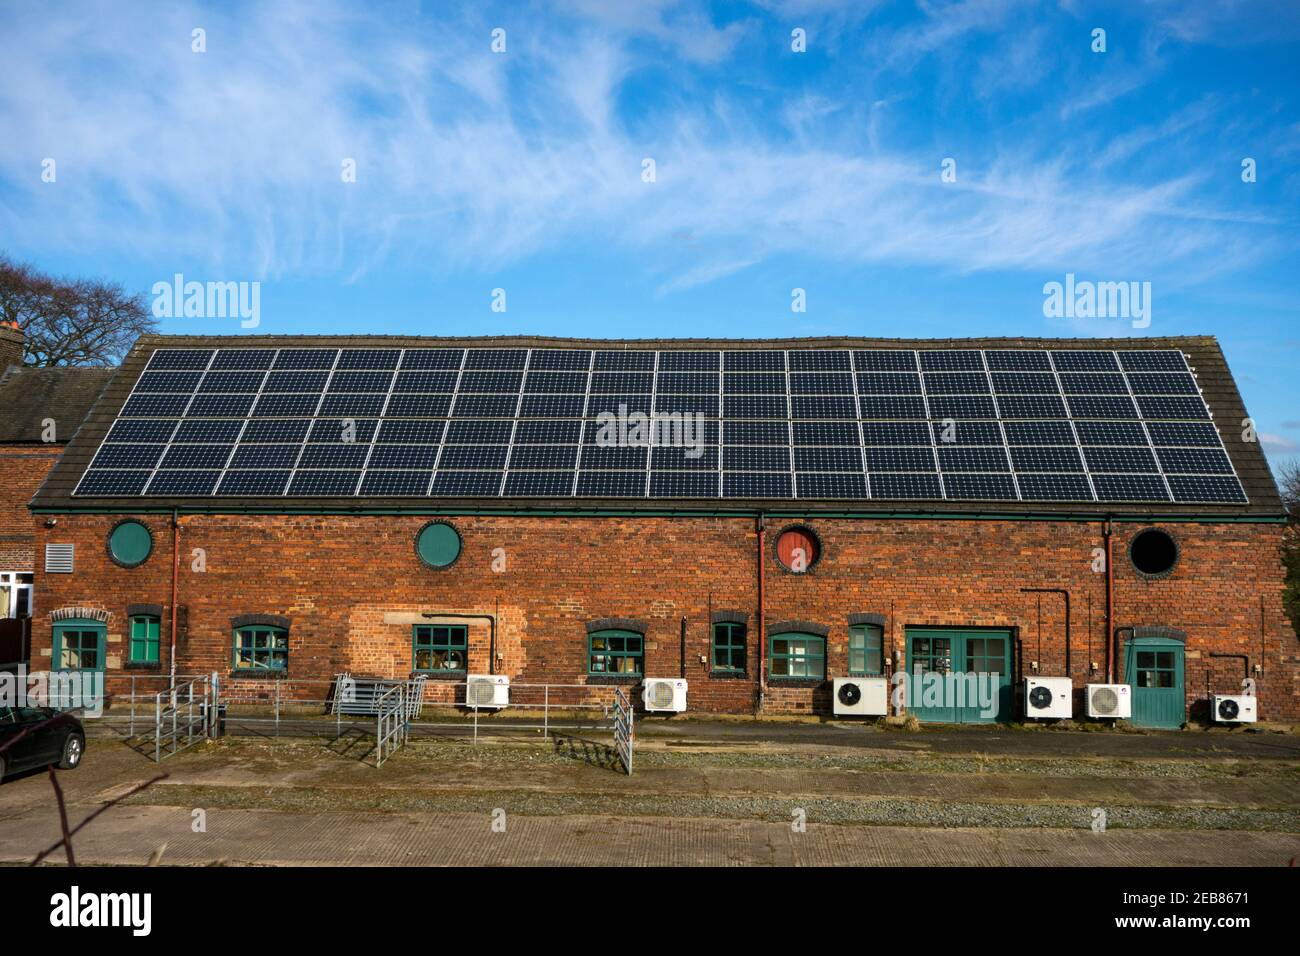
(72, 346, 1247, 503)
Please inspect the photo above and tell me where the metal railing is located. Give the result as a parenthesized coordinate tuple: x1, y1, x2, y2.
(612, 687, 634, 775)
(375, 683, 409, 767)
(149, 673, 217, 762)
(87, 674, 632, 768)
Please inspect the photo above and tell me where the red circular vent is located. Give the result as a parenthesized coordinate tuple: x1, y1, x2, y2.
(775, 527, 820, 573)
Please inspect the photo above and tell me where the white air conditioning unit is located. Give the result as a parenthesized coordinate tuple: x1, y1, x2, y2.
(465, 674, 509, 710)
(642, 678, 687, 713)
(1085, 683, 1131, 719)
(1212, 694, 1256, 724)
(1024, 677, 1072, 719)
(833, 677, 888, 716)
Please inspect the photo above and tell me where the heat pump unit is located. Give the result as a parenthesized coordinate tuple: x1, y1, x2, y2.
(642, 678, 687, 713)
(1212, 694, 1257, 724)
(1024, 677, 1072, 720)
(833, 677, 889, 716)
(1085, 683, 1131, 719)
(465, 674, 509, 710)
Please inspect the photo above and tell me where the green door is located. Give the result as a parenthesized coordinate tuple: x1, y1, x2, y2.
(1126, 638, 1184, 729)
(906, 629, 1011, 724)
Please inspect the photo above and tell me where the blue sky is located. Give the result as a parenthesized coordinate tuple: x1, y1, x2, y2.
(1, 0, 1297, 469)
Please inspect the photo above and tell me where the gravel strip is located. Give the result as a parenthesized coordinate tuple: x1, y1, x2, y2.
(125, 782, 1300, 832)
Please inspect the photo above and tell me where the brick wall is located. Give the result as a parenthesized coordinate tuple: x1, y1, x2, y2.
(28, 512, 1300, 721)
(0, 445, 60, 570)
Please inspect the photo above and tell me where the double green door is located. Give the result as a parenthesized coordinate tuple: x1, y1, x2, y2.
(1126, 638, 1185, 729)
(905, 629, 1012, 723)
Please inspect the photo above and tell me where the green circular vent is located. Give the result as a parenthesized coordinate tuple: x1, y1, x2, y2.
(416, 522, 462, 568)
(108, 520, 153, 567)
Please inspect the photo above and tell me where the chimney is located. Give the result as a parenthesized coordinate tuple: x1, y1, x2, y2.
(0, 321, 22, 373)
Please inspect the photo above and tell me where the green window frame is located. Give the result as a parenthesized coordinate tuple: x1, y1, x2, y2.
(711, 622, 747, 673)
(129, 614, 161, 664)
(588, 629, 644, 675)
(769, 633, 825, 680)
(848, 624, 883, 677)
(413, 624, 468, 673)
(54, 619, 106, 672)
(232, 625, 289, 672)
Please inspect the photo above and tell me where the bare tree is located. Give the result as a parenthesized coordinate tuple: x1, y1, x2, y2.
(0, 254, 156, 366)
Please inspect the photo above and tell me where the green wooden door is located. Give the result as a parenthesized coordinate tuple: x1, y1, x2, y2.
(906, 629, 1011, 724)
(1126, 638, 1185, 729)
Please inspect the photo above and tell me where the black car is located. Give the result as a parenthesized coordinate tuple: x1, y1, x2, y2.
(0, 707, 85, 780)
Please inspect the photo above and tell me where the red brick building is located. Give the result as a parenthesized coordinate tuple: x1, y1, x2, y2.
(21, 334, 1299, 725)
(0, 324, 113, 662)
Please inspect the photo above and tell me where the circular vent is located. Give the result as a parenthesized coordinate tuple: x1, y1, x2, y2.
(1028, 685, 1053, 709)
(1217, 697, 1239, 721)
(837, 682, 862, 706)
(1092, 687, 1119, 714)
(650, 681, 675, 709)
(469, 680, 496, 705)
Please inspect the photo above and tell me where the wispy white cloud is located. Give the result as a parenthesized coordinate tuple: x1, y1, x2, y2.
(0, 0, 1289, 297)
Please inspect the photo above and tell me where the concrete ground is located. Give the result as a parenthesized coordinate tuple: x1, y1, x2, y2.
(1, 719, 1297, 866)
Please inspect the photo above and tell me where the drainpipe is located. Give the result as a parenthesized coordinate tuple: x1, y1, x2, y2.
(756, 512, 766, 711)
(169, 509, 179, 691)
(1020, 588, 1072, 677)
(679, 617, 687, 680)
(1114, 626, 1135, 685)
(1103, 518, 1115, 683)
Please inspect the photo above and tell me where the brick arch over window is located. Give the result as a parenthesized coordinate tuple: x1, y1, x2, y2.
(50, 606, 109, 624)
(231, 613, 291, 631)
(766, 620, 829, 638)
(847, 612, 886, 628)
(585, 617, 647, 634)
(1132, 626, 1187, 643)
(711, 609, 749, 625)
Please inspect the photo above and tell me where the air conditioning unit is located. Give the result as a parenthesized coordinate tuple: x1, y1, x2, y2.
(1212, 694, 1257, 724)
(1024, 677, 1072, 720)
(465, 674, 509, 710)
(642, 678, 687, 713)
(1085, 683, 1131, 719)
(833, 677, 888, 716)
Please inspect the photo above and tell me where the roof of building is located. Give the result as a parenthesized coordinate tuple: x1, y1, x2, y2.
(0, 364, 116, 445)
(27, 333, 1285, 519)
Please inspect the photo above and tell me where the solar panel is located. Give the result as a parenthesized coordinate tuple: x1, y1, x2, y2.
(797, 473, 868, 499)
(76, 346, 1246, 505)
(209, 349, 272, 370)
(651, 471, 720, 497)
(528, 349, 591, 371)
(724, 350, 785, 371)
(1017, 474, 1094, 501)
(504, 471, 574, 496)
(1167, 475, 1247, 503)
(870, 473, 943, 498)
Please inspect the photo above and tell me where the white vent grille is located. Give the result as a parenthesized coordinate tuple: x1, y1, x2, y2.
(1090, 686, 1119, 716)
(45, 543, 75, 574)
(468, 679, 496, 705)
(649, 681, 675, 709)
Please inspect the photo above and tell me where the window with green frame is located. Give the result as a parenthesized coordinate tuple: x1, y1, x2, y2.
(848, 624, 883, 676)
(588, 629, 643, 675)
(769, 633, 825, 680)
(232, 625, 289, 672)
(128, 615, 161, 664)
(55, 620, 105, 671)
(711, 622, 747, 673)
(413, 624, 468, 673)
